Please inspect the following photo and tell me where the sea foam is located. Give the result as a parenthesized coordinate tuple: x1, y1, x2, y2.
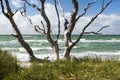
(12, 51, 120, 62)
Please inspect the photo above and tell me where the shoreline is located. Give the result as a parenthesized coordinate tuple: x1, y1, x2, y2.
(12, 51, 120, 62)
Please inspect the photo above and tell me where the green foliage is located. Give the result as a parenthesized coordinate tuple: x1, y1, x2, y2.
(1, 53, 120, 80)
(0, 50, 17, 80)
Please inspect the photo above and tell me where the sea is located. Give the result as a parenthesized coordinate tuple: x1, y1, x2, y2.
(0, 35, 120, 62)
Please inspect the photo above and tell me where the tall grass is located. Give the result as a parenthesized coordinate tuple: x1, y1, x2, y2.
(0, 50, 17, 80)
(1, 50, 120, 80)
(5, 57, 120, 80)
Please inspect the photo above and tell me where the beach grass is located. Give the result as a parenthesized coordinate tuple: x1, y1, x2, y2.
(0, 50, 18, 80)
(1, 50, 120, 80)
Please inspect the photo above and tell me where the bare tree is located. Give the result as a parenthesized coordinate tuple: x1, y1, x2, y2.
(63, 0, 113, 59)
(0, 0, 46, 61)
(22, 0, 113, 59)
(0, 0, 113, 60)
(23, 0, 61, 60)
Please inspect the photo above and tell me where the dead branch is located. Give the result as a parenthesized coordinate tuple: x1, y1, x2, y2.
(54, 0, 60, 42)
(41, 21, 46, 34)
(64, 0, 79, 45)
(0, 0, 9, 18)
(11, 34, 19, 38)
(5, 0, 14, 16)
(64, 18, 69, 31)
(76, 1, 96, 21)
(22, 0, 41, 11)
(73, 0, 113, 46)
(84, 25, 110, 35)
(34, 25, 45, 34)
(97, 25, 110, 33)
(0, 0, 41, 60)
(22, 0, 56, 47)
(19, 1, 46, 35)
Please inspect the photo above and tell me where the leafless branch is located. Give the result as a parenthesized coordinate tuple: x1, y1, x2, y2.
(22, 12, 45, 34)
(0, 0, 9, 18)
(67, 0, 79, 43)
(11, 34, 19, 38)
(64, 18, 69, 31)
(34, 25, 45, 34)
(41, 21, 46, 34)
(14, 9, 19, 15)
(73, 0, 113, 46)
(19, 1, 46, 34)
(70, 0, 78, 23)
(22, 0, 41, 11)
(84, 25, 110, 35)
(76, 1, 96, 21)
(5, 0, 14, 16)
(22, 0, 56, 48)
(54, 0, 60, 42)
(97, 25, 110, 33)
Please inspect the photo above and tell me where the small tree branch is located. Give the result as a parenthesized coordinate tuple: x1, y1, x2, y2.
(41, 21, 46, 34)
(22, 0, 41, 11)
(64, 18, 69, 31)
(97, 25, 110, 33)
(34, 25, 45, 34)
(11, 34, 19, 38)
(13, 9, 19, 15)
(84, 25, 110, 35)
(76, 1, 96, 21)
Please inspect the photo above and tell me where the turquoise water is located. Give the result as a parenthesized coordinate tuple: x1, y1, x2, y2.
(0, 35, 120, 61)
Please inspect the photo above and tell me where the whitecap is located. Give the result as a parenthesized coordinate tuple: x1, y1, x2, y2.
(11, 51, 120, 62)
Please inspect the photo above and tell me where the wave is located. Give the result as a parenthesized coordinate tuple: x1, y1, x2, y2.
(18, 47, 52, 52)
(71, 51, 120, 57)
(1, 39, 120, 46)
(11, 51, 120, 62)
(26, 40, 48, 43)
(1, 46, 79, 53)
(0, 40, 17, 44)
(1, 47, 18, 51)
(25, 38, 120, 43)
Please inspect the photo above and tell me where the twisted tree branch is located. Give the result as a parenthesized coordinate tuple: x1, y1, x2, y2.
(73, 0, 113, 46)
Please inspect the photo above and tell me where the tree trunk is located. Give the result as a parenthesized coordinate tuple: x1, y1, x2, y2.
(17, 37, 36, 60)
(53, 46, 59, 60)
(64, 47, 72, 59)
(9, 17, 39, 61)
(63, 30, 73, 59)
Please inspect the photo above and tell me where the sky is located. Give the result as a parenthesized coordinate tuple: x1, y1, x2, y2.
(0, 0, 120, 35)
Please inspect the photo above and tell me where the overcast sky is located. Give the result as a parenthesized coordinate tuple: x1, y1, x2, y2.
(0, 0, 120, 35)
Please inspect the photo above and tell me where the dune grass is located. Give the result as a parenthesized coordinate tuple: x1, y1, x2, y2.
(0, 50, 17, 80)
(1, 50, 120, 80)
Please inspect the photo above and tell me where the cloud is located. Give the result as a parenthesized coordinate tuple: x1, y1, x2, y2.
(0, 13, 38, 35)
(12, 0, 22, 8)
(0, 3, 120, 35)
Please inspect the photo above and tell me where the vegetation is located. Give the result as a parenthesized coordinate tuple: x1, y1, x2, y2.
(1, 50, 120, 80)
(0, 50, 17, 80)
(0, 0, 117, 79)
